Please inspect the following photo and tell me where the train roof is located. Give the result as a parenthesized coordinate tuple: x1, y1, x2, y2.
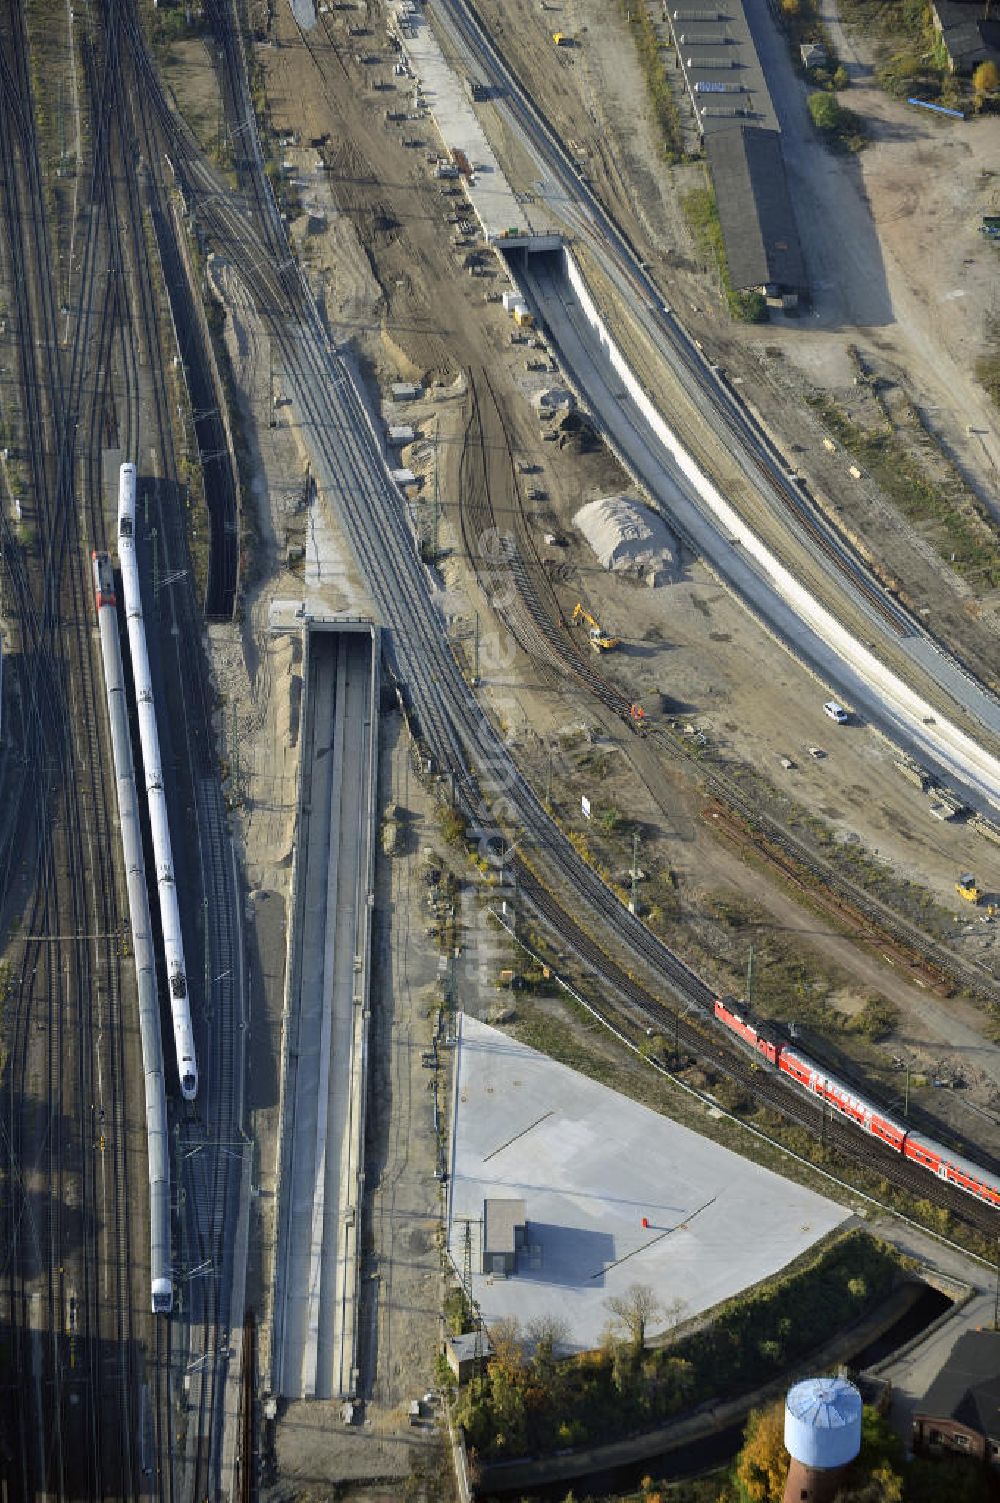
(935, 1139, 1000, 1187)
(784, 1045, 908, 1131)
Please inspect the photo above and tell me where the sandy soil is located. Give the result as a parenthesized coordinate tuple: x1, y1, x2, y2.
(737, 0, 1000, 522)
(472, 0, 1000, 677)
(249, 0, 1000, 1084)
(167, 6, 1000, 1485)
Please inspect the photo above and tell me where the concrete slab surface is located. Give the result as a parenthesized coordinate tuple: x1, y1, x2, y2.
(390, 2, 530, 242)
(274, 625, 377, 1400)
(448, 1016, 848, 1352)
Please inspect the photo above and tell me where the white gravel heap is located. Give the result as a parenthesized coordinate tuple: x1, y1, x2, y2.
(574, 492, 678, 585)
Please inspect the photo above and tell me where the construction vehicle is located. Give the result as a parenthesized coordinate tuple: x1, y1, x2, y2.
(572, 602, 619, 651)
(956, 873, 982, 904)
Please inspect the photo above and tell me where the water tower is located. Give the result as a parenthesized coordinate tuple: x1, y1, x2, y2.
(783, 1376, 863, 1503)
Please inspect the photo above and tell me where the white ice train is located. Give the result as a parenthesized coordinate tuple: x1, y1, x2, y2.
(118, 463, 198, 1101)
(93, 552, 174, 1313)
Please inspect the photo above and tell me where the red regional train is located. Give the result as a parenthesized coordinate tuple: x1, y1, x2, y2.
(713, 997, 1000, 1209)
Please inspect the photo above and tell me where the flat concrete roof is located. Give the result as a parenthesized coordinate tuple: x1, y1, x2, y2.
(484, 1198, 525, 1256)
(448, 1016, 848, 1352)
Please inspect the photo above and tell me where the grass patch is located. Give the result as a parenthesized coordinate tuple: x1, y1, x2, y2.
(807, 89, 869, 150)
(618, 0, 685, 164)
(772, 0, 840, 69)
(835, 0, 960, 104)
(976, 314, 1000, 413)
(807, 394, 1000, 587)
(501, 951, 995, 1262)
(681, 183, 766, 323)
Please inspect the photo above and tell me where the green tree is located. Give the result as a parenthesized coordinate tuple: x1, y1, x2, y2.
(809, 91, 843, 131)
(832, 1462, 903, 1502)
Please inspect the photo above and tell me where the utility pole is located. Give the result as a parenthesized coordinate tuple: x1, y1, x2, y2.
(231, 700, 241, 799)
(904, 1063, 910, 1118)
(458, 1217, 485, 1378)
(545, 743, 553, 807)
(431, 419, 441, 559)
(629, 830, 640, 914)
(202, 895, 211, 1026)
(746, 944, 754, 1007)
(151, 528, 159, 606)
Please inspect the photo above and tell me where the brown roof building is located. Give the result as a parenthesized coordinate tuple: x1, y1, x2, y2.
(913, 1329, 1000, 1465)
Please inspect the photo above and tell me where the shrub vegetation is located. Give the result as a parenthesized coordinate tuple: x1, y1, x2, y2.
(457, 1231, 904, 1460)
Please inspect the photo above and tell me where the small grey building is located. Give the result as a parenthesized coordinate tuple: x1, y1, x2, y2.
(444, 1331, 493, 1384)
(482, 1198, 526, 1277)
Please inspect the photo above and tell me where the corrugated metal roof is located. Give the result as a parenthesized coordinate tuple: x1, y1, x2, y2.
(705, 126, 806, 293)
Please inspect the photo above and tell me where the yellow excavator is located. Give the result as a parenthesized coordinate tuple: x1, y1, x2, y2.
(956, 873, 982, 904)
(572, 602, 619, 652)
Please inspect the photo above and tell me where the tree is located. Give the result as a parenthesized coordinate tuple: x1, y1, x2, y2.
(831, 1463, 903, 1502)
(808, 91, 843, 131)
(605, 1283, 664, 1349)
(734, 1403, 789, 1503)
(972, 59, 999, 108)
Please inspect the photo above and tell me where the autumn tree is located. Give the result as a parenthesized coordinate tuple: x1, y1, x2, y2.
(734, 1402, 789, 1503)
(605, 1283, 664, 1350)
(972, 59, 999, 109)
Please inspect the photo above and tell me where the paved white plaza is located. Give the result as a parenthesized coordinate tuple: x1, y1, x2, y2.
(448, 1015, 849, 1351)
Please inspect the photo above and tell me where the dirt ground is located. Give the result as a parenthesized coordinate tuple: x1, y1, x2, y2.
(247, 2, 1000, 1108)
(168, 1, 1000, 1487)
(470, 0, 1000, 675)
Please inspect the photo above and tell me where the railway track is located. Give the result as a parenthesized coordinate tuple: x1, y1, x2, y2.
(511, 874, 1000, 1241)
(455, 368, 994, 1008)
(129, 0, 1000, 1261)
(117, 9, 249, 1495)
(0, 0, 205, 1490)
(148, 0, 1000, 1262)
(443, 0, 916, 647)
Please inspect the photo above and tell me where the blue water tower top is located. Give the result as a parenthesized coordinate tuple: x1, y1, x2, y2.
(784, 1377, 863, 1470)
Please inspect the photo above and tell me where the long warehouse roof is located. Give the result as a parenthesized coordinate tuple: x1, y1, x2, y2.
(705, 125, 805, 292)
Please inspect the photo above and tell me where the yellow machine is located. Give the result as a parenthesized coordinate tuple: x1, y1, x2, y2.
(572, 602, 619, 651)
(956, 873, 982, 904)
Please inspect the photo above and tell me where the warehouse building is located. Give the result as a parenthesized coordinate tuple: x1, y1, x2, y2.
(705, 126, 806, 307)
(663, 0, 806, 307)
(664, 0, 778, 135)
(930, 0, 1000, 73)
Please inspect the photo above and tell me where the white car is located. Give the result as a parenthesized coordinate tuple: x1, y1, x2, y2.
(823, 700, 849, 724)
